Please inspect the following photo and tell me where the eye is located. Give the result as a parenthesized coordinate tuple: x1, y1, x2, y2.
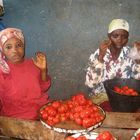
(5, 45, 12, 50)
(111, 34, 119, 38)
(121, 35, 128, 39)
(15, 43, 24, 48)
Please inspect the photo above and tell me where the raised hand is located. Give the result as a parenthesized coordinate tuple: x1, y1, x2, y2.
(32, 52, 47, 71)
(134, 41, 140, 51)
(98, 40, 112, 62)
(133, 42, 140, 64)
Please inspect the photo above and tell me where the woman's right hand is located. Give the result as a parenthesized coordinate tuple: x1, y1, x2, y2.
(134, 41, 140, 51)
(98, 40, 112, 62)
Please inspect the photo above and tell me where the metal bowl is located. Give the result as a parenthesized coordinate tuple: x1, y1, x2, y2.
(39, 102, 106, 134)
(65, 131, 117, 140)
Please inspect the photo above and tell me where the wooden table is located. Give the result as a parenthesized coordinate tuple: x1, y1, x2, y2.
(96, 112, 140, 140)
(0, 112, 139, 140)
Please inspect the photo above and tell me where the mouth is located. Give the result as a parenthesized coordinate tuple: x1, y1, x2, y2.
(11, 55, 23, 62)
(12, 55, 20, 59)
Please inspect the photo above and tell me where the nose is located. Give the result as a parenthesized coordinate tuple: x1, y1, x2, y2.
(117, 35, 123, 43)
(11, 46, 18, 53)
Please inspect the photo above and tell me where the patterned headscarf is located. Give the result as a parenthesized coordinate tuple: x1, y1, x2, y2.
(108, 19, 129, 33)
(0, 28, 24, 73)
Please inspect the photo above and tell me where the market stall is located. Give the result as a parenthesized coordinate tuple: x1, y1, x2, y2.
(0, 111, 139, 139)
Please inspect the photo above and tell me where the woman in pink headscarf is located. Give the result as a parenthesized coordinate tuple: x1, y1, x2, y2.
(0, 28, 51, 120)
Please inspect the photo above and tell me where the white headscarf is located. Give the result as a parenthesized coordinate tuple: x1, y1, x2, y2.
(0, 28, 24, 73)
(108, 19, 129, 34)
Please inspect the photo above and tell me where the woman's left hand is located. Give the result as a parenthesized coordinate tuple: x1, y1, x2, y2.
(32, 52, 47, 71)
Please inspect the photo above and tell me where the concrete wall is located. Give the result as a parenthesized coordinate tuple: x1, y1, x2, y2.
(2, 0, 140, 100)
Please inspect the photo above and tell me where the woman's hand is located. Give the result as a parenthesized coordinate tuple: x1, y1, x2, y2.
(32, 52, 48, 81)
(134, 42, 140, 64)
(98, 40, 112, 62)
(32, 52, 47, 71)
(134, 41, 140, 51)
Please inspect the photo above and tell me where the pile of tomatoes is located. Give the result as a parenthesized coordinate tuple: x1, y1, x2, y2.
(113, 86, 139, 96)
(40, 93, 105, 128)
(65, 131, 115, 140)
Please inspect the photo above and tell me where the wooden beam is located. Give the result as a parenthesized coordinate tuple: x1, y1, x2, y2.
(102, 112, 140, 129)
(0, 116, 66, 140)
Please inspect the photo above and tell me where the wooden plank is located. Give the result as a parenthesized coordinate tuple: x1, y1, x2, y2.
(0, 116, 66, 140)
(94, 127, 136, 140)
(102, 112, 140, 129)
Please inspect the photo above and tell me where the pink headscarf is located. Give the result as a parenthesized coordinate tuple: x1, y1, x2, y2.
(0, 28, 24, 73)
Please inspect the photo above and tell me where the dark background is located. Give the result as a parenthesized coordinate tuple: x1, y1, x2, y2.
(2, 0, 140, 100)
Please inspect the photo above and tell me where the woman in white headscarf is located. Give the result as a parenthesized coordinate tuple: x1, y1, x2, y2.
(85, 19, 140, 106)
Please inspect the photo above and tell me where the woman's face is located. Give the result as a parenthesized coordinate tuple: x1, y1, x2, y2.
(2, 37, 25, 64)
(108, 29, 129, 49)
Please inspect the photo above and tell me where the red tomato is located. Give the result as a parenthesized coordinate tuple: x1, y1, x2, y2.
(72, 93, 87, 105)
(75, 117, 83, 125)
(42, 112, 48, 119)
(72, 93, 85, 100)
(58, 104, 68, 113)
(131, 91, 138, 96)
(69, 113, 74, 120)
(114, 86, 121, 93)
(67, 100, 74, 108)
(65, 136, 76, 140)
(73, 112, 80, 118)
(74, 106, 83, 113)
(92, 106, 98, 111)
(96, 131, 114, 140)
(47, 107, 57, 116)
(46, 120, 55, 126)
(80, 108, 91, 118)
(53, 117, 60, 124)
(79, 98, 87, 106)
(40, 109, 45, 115)
(82, 118, 93, 128)
(47, 116, 54, 121)
(122, 86, 129, 90)
(52, 101, 61, 108)
(76, 136, 87, 140)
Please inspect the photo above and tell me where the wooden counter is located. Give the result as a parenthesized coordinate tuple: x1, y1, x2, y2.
(0, 112, 139, 140)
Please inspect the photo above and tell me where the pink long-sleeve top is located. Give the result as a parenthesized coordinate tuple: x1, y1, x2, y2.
(0, 59, 51, 120)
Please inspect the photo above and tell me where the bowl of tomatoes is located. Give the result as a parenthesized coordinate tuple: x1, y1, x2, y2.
(104, 78, 140, 112)
(39, 93, 106, 133)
